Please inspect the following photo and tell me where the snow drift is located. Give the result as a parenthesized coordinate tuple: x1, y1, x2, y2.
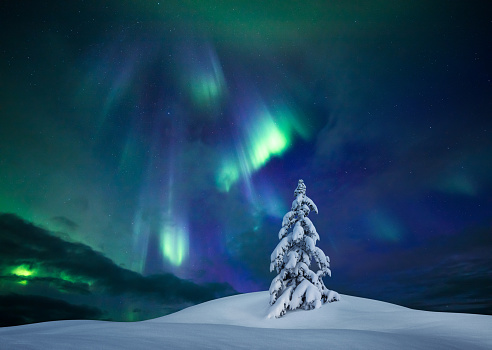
(1, 292, 491, 349)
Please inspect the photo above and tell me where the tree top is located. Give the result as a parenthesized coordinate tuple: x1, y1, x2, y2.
(294, 179, 306, 196)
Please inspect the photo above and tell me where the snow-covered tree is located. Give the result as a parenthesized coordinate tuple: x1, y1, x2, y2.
(268, 179, 339, 318)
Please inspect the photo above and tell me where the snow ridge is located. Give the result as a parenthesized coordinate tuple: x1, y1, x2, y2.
(2, 292, 492, 350)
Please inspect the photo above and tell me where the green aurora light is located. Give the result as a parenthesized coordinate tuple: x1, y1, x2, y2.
(11, 265, 34, 277)
(189, 72, 226, 111)
(160, 222, 188, 267)
(7, 264, 94, 289)
(217, 105, 311, 191)
(9, 265, 36, 286)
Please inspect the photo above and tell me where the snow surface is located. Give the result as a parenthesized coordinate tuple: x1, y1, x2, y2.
(1, 292, 491, 349)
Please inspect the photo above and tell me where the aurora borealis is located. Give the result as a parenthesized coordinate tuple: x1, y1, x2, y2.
(1, 1, 491, 326)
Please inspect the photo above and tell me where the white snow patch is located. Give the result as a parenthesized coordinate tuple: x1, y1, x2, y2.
(1, 292, 491, 349)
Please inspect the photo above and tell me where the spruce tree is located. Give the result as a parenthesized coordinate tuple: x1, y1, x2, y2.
(268, 179, 339, 318)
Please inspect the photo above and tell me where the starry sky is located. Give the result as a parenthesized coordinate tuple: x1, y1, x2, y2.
(1, 1, 491, 326)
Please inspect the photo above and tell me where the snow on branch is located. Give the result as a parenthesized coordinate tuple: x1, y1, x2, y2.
(268, 179, 339, 318)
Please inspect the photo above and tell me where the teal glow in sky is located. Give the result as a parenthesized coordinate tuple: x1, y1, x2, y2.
(179, 44, 227, 114)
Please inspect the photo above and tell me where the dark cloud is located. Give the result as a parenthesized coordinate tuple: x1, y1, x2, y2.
(50, 216, 79, 231)
(0, 294, 103, 327)
(331, 225, 492, 315)
(0, 213, 235, 325)
(1, 275, 92, 295)
(401, 257, 492, 314)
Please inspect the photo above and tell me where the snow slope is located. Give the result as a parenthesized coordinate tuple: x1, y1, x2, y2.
(1, 292, 491, 350)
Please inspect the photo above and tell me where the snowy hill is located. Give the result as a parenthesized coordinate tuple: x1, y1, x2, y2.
(1, 292, 491, 350)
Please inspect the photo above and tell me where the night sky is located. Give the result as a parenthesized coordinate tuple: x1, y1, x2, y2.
(1, 1, 491, 326)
